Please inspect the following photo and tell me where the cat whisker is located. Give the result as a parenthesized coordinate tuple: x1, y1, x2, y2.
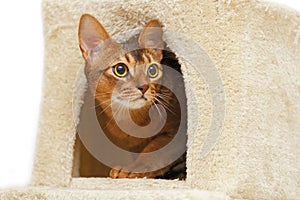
(104, 109, 119, 130)
(96, 102, 112, 117)
(94, 93, 112, 98)
(115, 104, 130, 129)
(152, 100, 163, 120)
(154, 97, 176, 115)
(94, 91, 112, 94)
(159, 98, 175, 110)
(156, 92, 172, 96)
(105, 102, 127, 130)
(156, 93, 170, 101)
(86, 91, 112, 99)
(156, 93, 175, 109)
(92, 99, 112, 110)
(156, 93, 171, 99)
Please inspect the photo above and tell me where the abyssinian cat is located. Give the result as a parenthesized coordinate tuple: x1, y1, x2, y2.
(78, 14, 187, 179)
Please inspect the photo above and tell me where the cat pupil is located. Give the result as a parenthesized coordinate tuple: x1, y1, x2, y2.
(117, 65, 125, 74)
(148, 64, 158, 77)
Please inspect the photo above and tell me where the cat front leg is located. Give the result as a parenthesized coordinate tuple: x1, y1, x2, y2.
(109, 133, 184, 179)
(109, 164, 169, 178)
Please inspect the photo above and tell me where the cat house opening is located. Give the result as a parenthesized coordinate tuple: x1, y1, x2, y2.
(72, 44, 188, 180)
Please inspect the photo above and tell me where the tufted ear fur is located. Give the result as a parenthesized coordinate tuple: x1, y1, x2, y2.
(78, 14, 110, 63)
(138, 20, 164, 50)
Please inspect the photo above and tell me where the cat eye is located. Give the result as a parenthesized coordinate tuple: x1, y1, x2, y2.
(148, 64, 159, 78)
(113, 63, 129, 77)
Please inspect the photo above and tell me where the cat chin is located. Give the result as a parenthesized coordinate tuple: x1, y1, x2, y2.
(129, 99, 150, 109)
(113, 97, 151, 109)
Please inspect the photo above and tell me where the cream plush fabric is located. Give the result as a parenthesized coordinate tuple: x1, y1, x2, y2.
(1, 0, 300, 199)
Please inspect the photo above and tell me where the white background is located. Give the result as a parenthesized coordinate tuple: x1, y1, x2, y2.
(0, 0, 299, 188)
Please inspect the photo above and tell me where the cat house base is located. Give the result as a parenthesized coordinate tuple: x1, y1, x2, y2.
(1, 186, 229, 200)
(1, 0, 300, 199)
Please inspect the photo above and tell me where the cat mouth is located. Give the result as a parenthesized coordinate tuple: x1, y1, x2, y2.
(131, 96, 148, 102)
(115, 95, 151, 109)
(115, 96, 148, 103)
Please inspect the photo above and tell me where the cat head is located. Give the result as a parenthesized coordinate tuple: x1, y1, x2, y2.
(79, 14, 165, 109)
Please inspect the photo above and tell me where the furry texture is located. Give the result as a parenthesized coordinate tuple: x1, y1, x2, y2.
(1, 0, 300, 199)
(0, 186, 230, 200)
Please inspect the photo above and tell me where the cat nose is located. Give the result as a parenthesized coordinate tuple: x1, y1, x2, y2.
(137, 84, 149, 94)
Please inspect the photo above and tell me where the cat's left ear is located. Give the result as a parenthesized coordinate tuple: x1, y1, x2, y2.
(138, 20, 164, 50)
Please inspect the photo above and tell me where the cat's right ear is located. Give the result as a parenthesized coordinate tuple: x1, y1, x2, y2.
(78, 14, 110, 63)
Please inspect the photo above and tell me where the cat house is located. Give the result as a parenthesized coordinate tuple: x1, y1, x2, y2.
(1, 0, 300, 199)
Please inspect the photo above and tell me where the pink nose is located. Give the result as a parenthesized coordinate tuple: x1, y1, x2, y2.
(137, 84, 149, 94)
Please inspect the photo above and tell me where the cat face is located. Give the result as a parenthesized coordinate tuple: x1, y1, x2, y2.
(103, 50, 163, 109)
(79, 14, 165, 110)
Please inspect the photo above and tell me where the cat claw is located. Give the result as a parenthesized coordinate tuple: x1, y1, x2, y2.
(109, 166, 145, 178)
(110, 166, 133, 178)
(109, 166, 123, 178)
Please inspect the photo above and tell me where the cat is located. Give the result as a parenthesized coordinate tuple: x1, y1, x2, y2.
(78, 14, 187, 179)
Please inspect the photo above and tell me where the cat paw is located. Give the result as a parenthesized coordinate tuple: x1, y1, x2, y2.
(109, 166, 147, 178)
(109, 166, 124, 178)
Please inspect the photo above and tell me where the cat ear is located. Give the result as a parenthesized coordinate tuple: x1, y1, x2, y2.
(138, 20, 164, 50)
(78, 14, 110, 62)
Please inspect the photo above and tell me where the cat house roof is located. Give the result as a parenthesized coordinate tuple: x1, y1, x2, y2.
(1, 0, 300, 199)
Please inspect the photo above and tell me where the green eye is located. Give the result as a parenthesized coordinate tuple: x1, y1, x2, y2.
(148, 64, 159, 78)
(113, 63, 128, 77)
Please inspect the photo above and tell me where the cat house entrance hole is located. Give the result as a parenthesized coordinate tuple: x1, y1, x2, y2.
(72, 45, 188, 180)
